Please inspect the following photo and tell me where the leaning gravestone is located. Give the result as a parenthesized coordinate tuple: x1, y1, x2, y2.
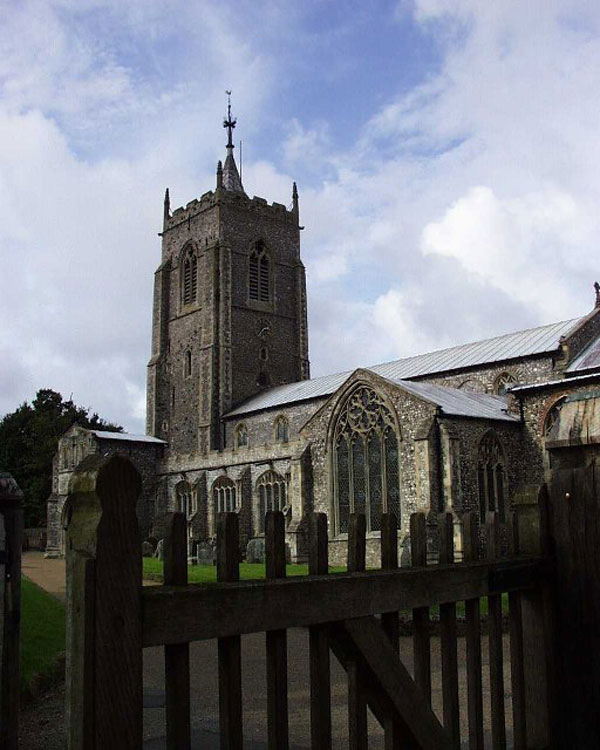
(154, 538, 164, 561)
(246, 537, 266, 564)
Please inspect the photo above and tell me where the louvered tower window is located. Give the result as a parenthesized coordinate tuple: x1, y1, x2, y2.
(333, 385, 401, 535)
(182, 249, 198, 306)
(249, 242, 270, 302)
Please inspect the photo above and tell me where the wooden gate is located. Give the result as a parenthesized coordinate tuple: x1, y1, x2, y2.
(65, 455, 556, 749)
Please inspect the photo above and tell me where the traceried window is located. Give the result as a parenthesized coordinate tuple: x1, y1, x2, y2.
(477, 431, 508, 523)
(333, 386, 401, 535)
(495, 371, 517, 396)
(235, 423, 248, 448)
(213, 476, 237, 514)
(257, 470, 287, 532)
(249, 241, 270, 303)
(275, 416, 289, 443)
(182, 247, 198, 306)
(544, 396, 566, 439)
(176, 481, 196, 519)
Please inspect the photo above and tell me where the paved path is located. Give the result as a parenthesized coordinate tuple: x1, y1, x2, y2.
(22, 553, 515, 749)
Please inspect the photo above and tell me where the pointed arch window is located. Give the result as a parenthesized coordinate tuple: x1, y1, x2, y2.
(333, 385, 401, 535)
(275, 415, 289, 443)
(176, 481, 196, 519)
(213, 476, 237, 514)
(249, 241, 270, 303)
(257, 470, 287, 532)
(495, 371, 517, 396)
(235, 423, 248, 448)
(182, 247, 198, 306)
(544, 395, 566, 439)
(477, 431, 508, 522)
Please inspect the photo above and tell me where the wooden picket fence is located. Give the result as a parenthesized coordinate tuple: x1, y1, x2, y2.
(63, 454, 556, 749)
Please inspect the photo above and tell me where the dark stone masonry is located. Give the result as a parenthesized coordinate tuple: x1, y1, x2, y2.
(47, 113, 600, 565)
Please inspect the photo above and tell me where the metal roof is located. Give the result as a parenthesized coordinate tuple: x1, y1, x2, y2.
(391, 380, 519, 421)
(225, 317, 579, 418)
(92, 430, 166, 444)
(566, 334, 600, 374)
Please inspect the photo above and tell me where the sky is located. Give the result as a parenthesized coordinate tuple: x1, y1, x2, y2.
(2, 0, 600, 433)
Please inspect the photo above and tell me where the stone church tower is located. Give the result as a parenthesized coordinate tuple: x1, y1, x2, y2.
(146, 103, 310, 454)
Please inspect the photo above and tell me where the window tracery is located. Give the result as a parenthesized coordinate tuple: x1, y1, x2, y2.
(213, 476, 237, 514)
(333, 385, 400, 534)
(249, 241, 270, 303)
(257, 470, 287, 532)
(476, 431, 508, 523)
(176, 481, 196, 519)
(495, 371, 517, 396)
(182, 247, 198, 306)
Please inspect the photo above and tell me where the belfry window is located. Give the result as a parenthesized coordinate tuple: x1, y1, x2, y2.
(477, 431, 508, 523)
(249, 241, 270, 303)
(257, 470, 287, 532)
(213, 476, 237, 514)
(333, 385, 401, 535)
(182, 248, 198, 306)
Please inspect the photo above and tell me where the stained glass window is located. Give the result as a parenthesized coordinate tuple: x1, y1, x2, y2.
(333, 385, 401, 534)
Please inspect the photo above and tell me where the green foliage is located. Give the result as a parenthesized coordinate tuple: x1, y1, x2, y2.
(0, 388, 121, 526)
(20, 578, 66, 694)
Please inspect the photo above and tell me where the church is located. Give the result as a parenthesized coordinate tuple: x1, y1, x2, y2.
(46, 107, 600, 564)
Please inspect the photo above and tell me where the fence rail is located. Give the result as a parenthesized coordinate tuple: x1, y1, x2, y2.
(64, 454, 555, 750)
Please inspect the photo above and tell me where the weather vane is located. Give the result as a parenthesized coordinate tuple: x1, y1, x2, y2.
(223, 90, 236, 149)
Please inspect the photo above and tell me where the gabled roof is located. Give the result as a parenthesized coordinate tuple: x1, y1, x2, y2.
(566, 334, 600, 374)
(393, 380, 518, 421)
(225, 317, 579, 418)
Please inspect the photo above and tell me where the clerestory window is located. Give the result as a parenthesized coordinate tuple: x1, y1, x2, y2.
(235, 423, 248, 448)
(333, 385, 401, 535)
(249, 241, 270, 303)
(275, 416, 289, 443)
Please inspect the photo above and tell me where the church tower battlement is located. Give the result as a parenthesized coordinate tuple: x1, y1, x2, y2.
(147, 101, 310, 455)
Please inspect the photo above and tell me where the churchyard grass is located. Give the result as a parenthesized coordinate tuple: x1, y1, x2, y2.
(142, 557, 344, 582)
(20, 578, 66, 696)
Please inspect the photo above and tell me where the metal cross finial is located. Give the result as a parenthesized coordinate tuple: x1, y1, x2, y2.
(223, 90, 236, 149)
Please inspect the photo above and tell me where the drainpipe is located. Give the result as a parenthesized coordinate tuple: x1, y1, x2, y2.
(434, 408, 445, 514)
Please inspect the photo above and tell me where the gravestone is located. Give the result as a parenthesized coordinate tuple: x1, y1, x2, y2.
(246, 537, 266, 563)
(142, 541, 154, 557)
(154, 538, 164, 561)
(196, 539, 216, 566)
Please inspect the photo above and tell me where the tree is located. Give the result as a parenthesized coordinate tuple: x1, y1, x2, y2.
(0, 389, 122, 527)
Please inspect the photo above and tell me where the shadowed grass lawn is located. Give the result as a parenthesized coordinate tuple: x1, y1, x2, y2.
(20, 578, 65, 695)
(142, 557, 344, 582)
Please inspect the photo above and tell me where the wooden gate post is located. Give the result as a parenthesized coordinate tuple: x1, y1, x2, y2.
(513, 486, 554, 749)
(65, 454, 142, 750)
(0, 472, 24, 750)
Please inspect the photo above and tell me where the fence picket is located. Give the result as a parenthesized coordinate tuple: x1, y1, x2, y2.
(508, 512, 526, 749)
(164, 512, 191, 750)
(309, 513, 332, 750)
(463, 512, 484, 750)
(381, 513, 401, 750)
(265, 511, 289, 750)
(487, 512, 506, 750)
(347, 514, 368, 750)
(439, 512, 460, 749)
(410, 513, 431, 706)
(217, 513, 243, 750)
